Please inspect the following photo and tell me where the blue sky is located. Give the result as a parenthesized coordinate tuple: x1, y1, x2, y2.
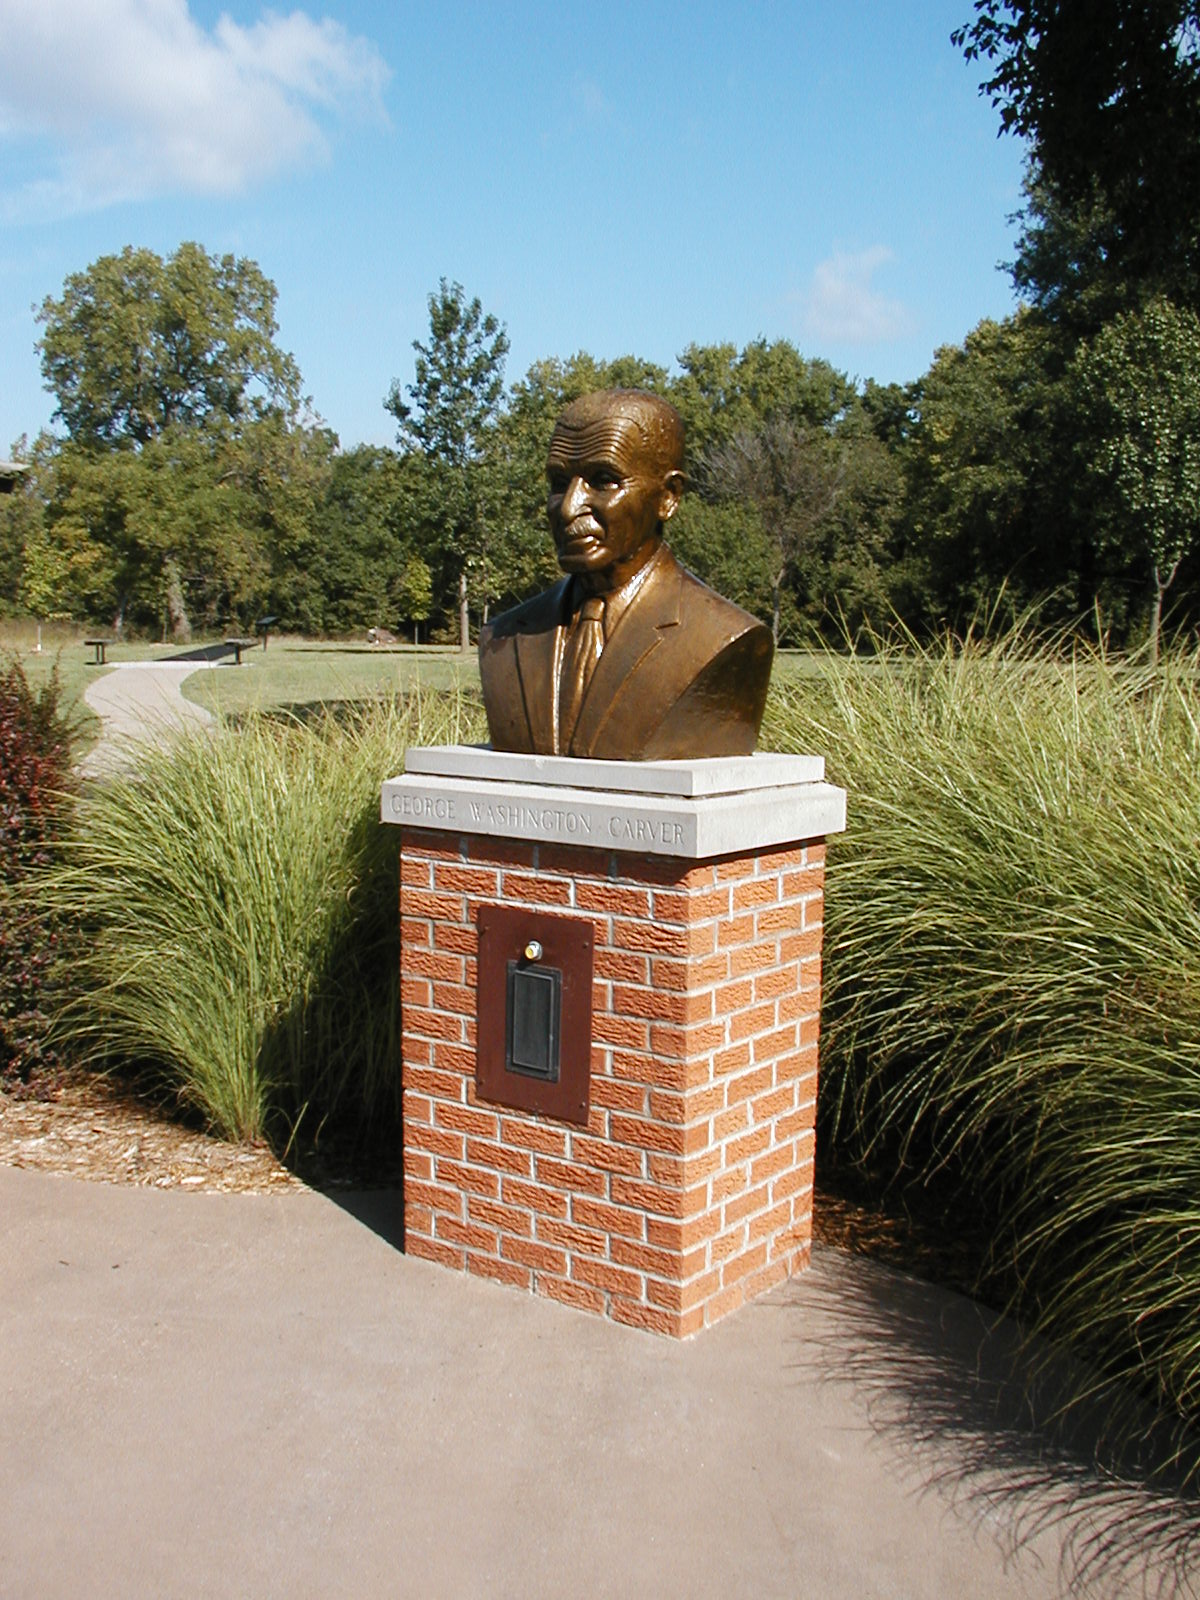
(0, 0, 1027, 455)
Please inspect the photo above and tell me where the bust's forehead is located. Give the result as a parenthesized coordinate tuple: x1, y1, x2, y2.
(549, 389, 684, 474)
(547, 414, 644, 471)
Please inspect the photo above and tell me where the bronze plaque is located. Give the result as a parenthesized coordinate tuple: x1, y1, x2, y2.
(476, 903, 594, 1126)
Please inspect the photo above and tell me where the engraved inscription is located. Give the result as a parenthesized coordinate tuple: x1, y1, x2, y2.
(608, 814, 685, 846)
(391, 792, 457, 821)
(467, 799, 595, 836)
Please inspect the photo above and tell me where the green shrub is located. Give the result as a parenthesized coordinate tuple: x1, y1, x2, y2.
(45, 686, 486, 1143)
(765, 628, 1200, 1433)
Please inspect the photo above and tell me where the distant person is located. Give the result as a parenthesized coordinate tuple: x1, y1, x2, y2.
(479, 389, 773, 760)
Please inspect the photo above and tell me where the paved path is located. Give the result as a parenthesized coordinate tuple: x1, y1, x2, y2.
(2, 1165, 1194, 1599)
(80, 661, 220, 778)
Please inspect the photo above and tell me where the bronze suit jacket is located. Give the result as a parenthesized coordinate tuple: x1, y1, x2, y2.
(478, 546, 774, 760)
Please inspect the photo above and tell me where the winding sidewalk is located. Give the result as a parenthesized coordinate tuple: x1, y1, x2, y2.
(80, 659, 221, 778)
(2, 1164, 1193, 1599)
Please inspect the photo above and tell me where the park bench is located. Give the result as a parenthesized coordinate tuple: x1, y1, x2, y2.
(255, 614, 279, 650)
(224, 637, 257, 665)
(85, 638, 114, 665)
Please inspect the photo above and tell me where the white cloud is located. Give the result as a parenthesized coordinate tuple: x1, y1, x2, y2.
(0, 0, 390, 218)
(799, 246, 914, 345)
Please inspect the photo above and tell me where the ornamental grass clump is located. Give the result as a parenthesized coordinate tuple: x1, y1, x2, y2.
(764, 627, 1200, 1435)
(46, 686, 485, 1145)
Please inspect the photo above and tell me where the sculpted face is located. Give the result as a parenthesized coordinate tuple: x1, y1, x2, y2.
(546, 397, 683, 590)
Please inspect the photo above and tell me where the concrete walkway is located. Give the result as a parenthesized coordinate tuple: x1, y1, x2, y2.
(80, 660, 220, 778)
(2, 1165, 1195, 1599)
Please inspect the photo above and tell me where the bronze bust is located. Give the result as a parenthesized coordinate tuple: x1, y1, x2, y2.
(479, 389, 774, 761)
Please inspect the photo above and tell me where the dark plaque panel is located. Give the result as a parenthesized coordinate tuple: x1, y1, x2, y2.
(476, 904, 594, 1125)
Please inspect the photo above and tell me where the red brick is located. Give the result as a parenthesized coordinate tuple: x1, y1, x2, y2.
(713, 978, 754, 1015)
(771, 1162, 814, 1203)
(536, 1216, 607, 1255)
(584, 1078, 642, 1116)
(400, 857, 433, 888)
(711, 1224, 748, 1263)
(610, 1299, 682, 1336)
(728, 1001, 777, 1043)
(431, 1041, 478, 1076)
(405, 1092, 433, 1126)
(594, 948, 649, 982)
(727, 1064, 775, 1106)
(567, 1133, 642, 1177)
(572, 1195, 645, 1239)
(464, 1137, 534, 1178)
(406, 1203, 432, 1236)
(593, 1014, 650, 1051)
(575, 881, 652, 917)
(754, 965, 798, 1002)
(713, 1103, 749, 1142)
(436, 1215, 498, 1253)
(401, 887, 466, 921)
(467, 1195, 534, 1236)
(404, 948, 466, 982)
(703, 1282, 746, 1326)
(433, 923, 477, 955)
(502, 1235, 569, 1275)
(606, 1113, 685, 1156)
(757, 844, 808, 874)
(760, 910, 820, 943)
(539, 1275, 606, 1314)
(502, 1176, 570, 1217)
(495, 1117, 568, 1155)
(747, 1198, 792, 1241)
(610, 1051, 685, 1091)
(653, 886, 731, 921)
(467, 837, 537, 867)
(400, 916, 433, 949)
(751, 1084, 797, 1124)
(436, 1102, 499, 1139)
(404, 1065, 465, 1100)
(466, 1253, 531, 1289)
(433, 863, 500, 895)
(650, 1019, 726, 1058)
(408, 1236, 464, 1270)
(500, 872, 573, 906)
(609, 1176, 706, 1218)
(612, 917, 689, 955)
(571, 1257, 643, 1299)
(437, 1160, 500, 1201)
(728, 940, 778, 976)
(722, 1240, 768, 1286)
(724, 1125, 773, 1166)
(610, 1237, 706, 1279)
(611, 983, 692, 1023)
(404, 1006, 465, 1043)
(400, 829, 461, 858)
(403, 1150, 433, 1182)
(717, 912, 757, 949)
(750, 1144, 798, 1188)
(646, 1212, 719, 1252)
(415, 1125, 465, 1161)
(742, 1258, 792, 1300)
(401, 975, 432, 1007)
(432, 981, 475, 1013)
(732, 877, 780, 911)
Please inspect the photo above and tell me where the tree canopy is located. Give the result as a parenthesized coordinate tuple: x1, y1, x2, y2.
(37, 243, 303, 449)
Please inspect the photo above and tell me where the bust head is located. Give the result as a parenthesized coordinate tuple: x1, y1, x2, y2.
(546, 390, 686, 593)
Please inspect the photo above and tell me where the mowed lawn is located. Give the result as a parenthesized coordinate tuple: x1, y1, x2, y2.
(1, 621, 827, 725)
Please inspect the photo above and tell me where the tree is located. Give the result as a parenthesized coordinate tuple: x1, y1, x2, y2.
(385, 280, 509, 648)
(955, 2, 1200, 316)
(702, 419, 847, 642)
(37, 242, 302, 448)
(1071, 297, 1200, 660)
(34, 244, 315, 637)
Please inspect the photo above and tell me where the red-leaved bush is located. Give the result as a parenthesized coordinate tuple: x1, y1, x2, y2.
(0, 658, 75, 1090)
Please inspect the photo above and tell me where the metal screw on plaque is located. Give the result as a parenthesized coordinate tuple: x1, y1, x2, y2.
(524, 940, 543, 962)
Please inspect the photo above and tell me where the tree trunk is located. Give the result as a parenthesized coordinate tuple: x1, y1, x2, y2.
(1150, 572, 1164, 667)
(459, 569, 469, 652)
(164, 558, 191, 643)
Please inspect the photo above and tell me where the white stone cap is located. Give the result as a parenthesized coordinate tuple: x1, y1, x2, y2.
(381, 746, 845, 860)
(403, 744, 824, 796)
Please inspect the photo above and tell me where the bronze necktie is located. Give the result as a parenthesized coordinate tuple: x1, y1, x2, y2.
(559, 595, 605, 751)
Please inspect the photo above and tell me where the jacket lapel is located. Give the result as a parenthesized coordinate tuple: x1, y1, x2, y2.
(571, 553, 683, 756)
(514, 577, 569, 755)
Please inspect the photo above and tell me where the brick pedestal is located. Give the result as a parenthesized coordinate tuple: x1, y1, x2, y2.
(383, 749, 845, 1338)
